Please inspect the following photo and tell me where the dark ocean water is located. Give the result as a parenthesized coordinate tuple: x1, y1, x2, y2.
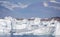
(13, 35, 55, 37)
(0, 35, 54, 37)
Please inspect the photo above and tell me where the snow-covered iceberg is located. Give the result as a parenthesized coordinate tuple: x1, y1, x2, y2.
(0, 16, 60, 36)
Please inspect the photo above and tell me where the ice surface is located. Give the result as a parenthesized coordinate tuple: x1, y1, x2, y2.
(0, 16, 60, 36)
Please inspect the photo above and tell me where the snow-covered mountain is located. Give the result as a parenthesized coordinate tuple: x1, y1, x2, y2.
(0, 16, 60, 35)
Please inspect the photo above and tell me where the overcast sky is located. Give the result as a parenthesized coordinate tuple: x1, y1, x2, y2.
(0, 0, 60, 18)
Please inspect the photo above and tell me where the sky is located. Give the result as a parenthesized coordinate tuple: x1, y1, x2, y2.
(0, 0, 60, 18)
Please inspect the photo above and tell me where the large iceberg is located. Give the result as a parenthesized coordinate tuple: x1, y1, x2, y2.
(0, 16, 60, 36)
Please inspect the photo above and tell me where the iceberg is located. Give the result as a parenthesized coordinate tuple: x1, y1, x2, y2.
(0, 16, 60, 36)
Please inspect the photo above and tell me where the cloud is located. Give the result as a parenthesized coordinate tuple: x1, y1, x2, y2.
(17, 3, 29, 9)
(50, 0, 56, 2)
(50, 0, 60, 4)
(43, 0, 60, 10)
(0, 1, 29, 10)
(43, 2, 60, 10)
(43, 2, 48, 7)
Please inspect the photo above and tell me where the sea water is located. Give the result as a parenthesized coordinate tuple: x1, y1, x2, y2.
(12, 35, 55, 37)
(0, 35, 55, 37)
